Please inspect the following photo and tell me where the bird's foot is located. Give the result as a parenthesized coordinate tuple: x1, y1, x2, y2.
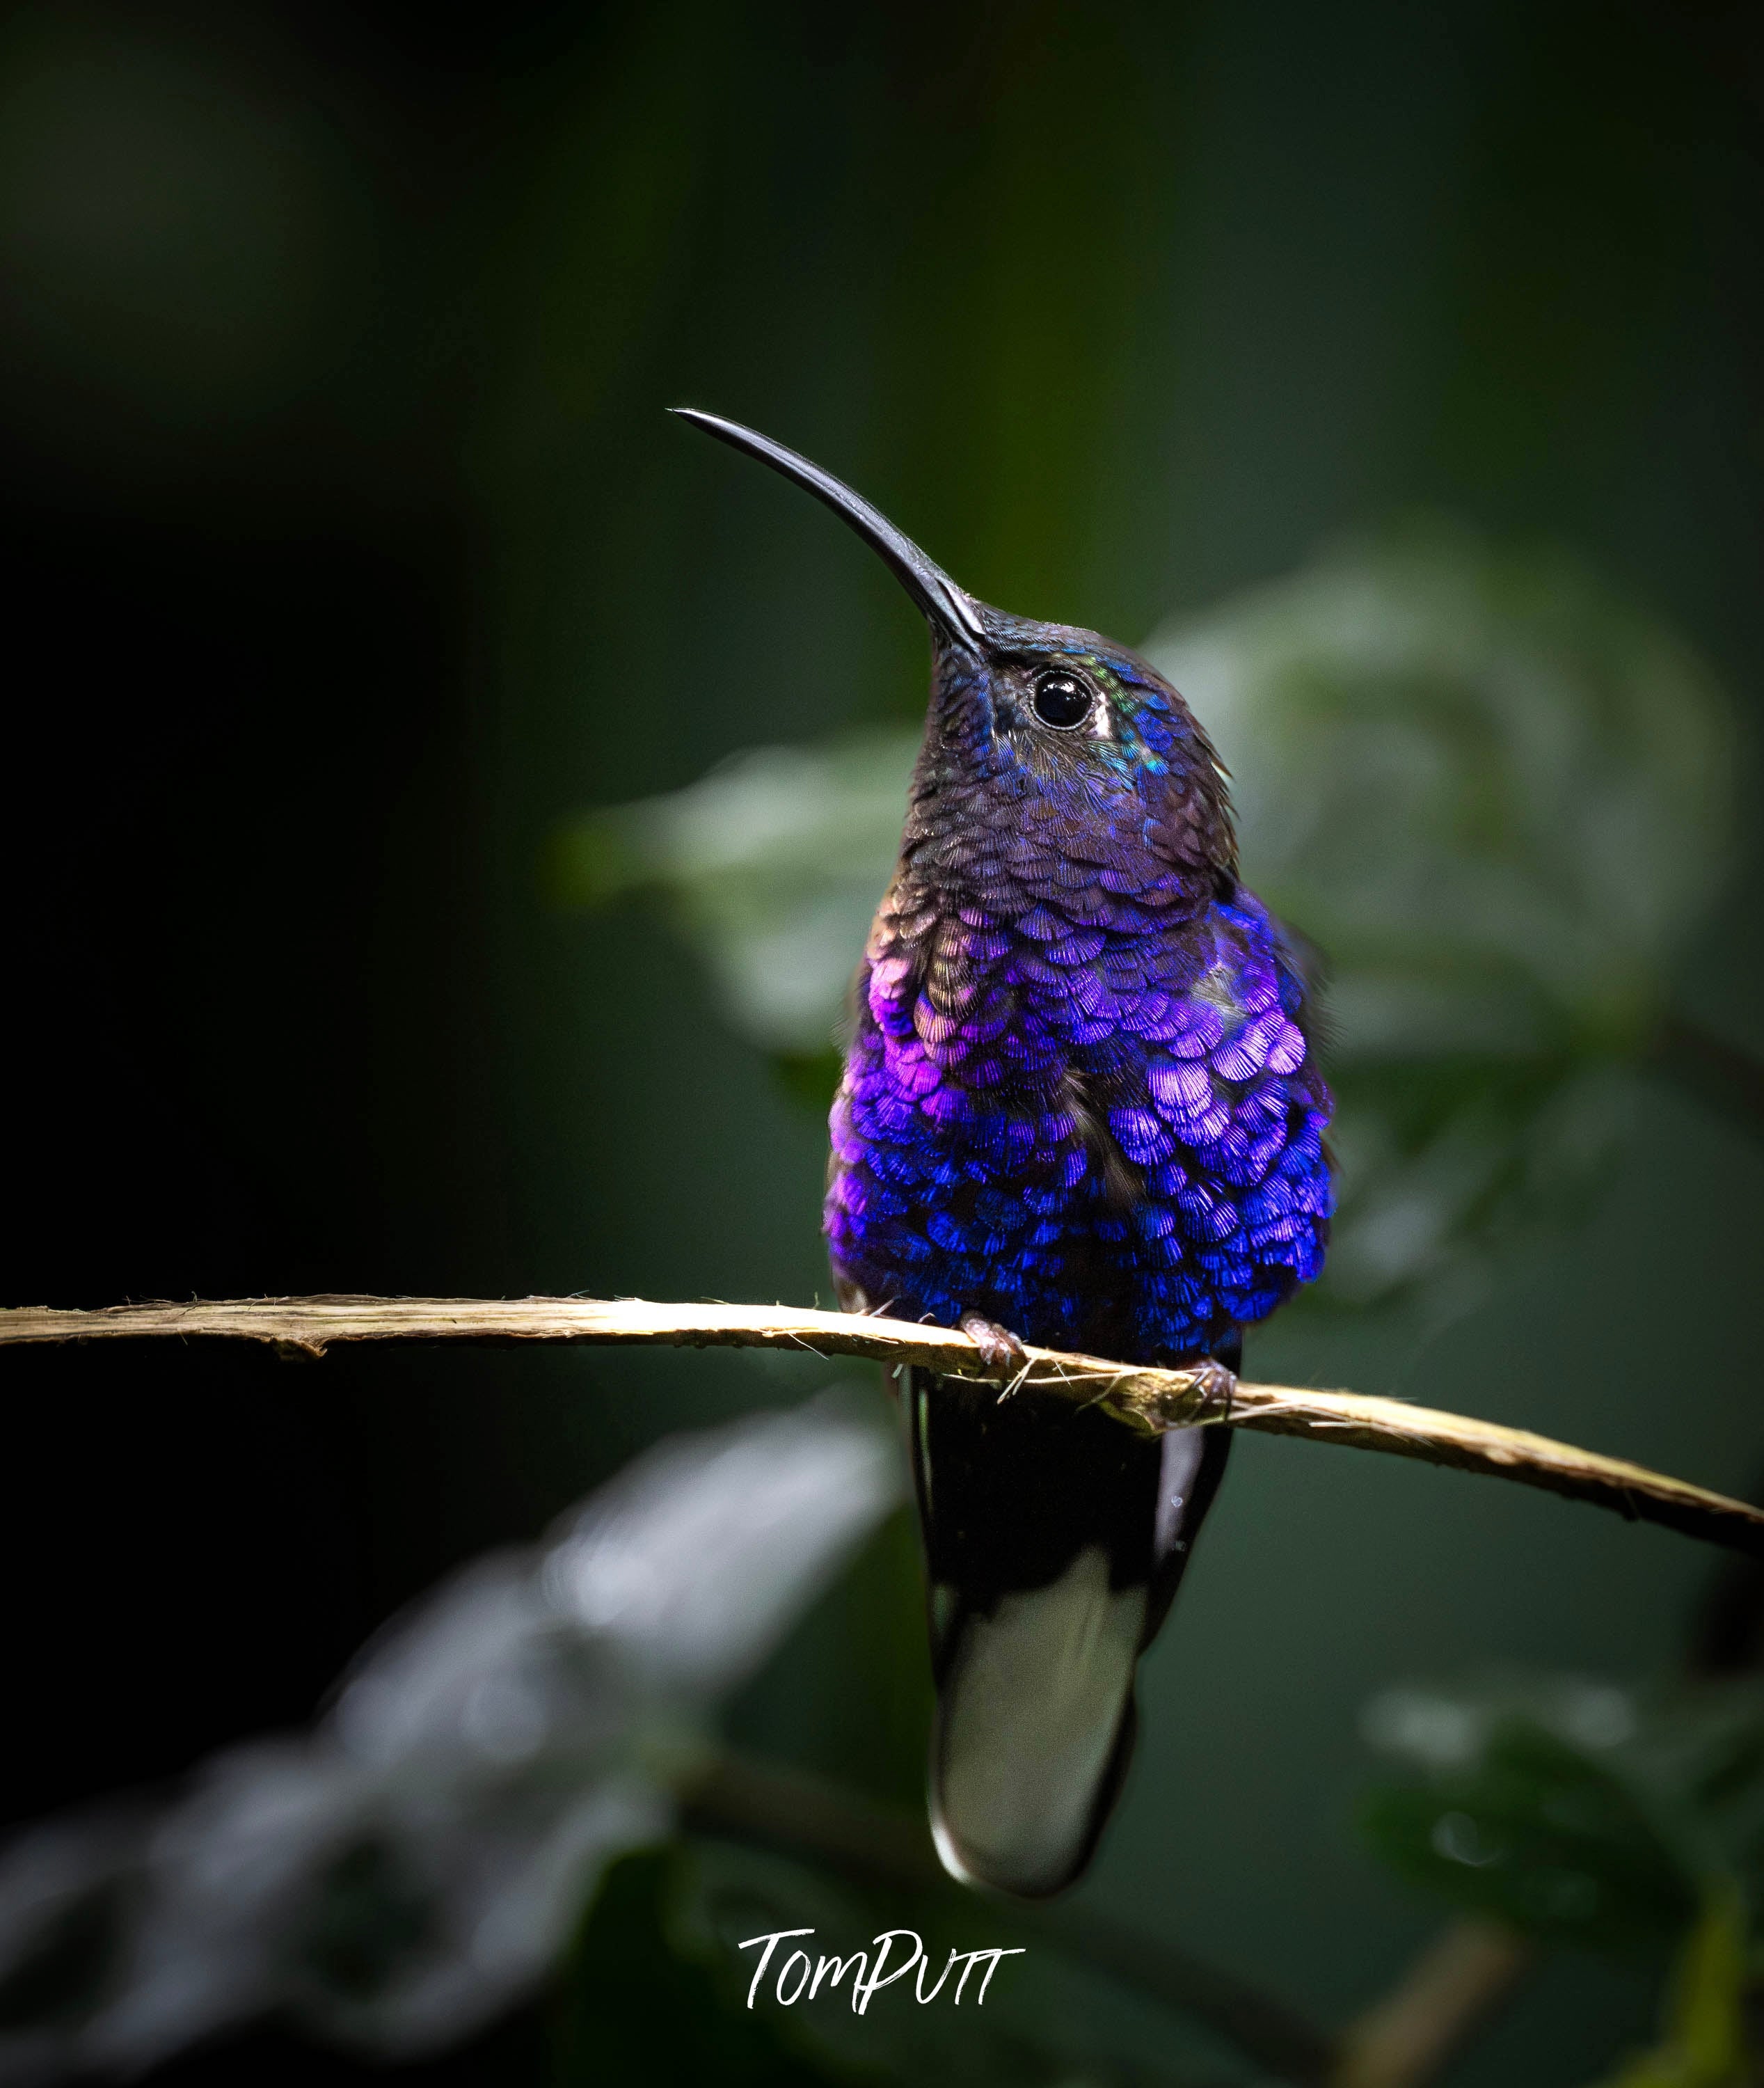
(959, 1312, 1030, 1391)
(1184, 1357, 1238, 1423)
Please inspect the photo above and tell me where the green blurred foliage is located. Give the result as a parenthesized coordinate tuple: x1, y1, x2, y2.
(550, 731, 916, 1057)
(1152, 523, 1738, 1308)
(1155, 528, 1735, 1057)
(1358, 1699, 1764, 2085)
(1356, 1672, 1764, 2079)
(557, 522, 1738, 1313)
(1361, 1721, 1697, 1953)
(1591, 1885, 1751, 2088)
(1357, 1670, 1764, 2018)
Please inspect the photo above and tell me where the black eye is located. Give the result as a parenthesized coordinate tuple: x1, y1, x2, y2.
(1031, 670, 1091, 729)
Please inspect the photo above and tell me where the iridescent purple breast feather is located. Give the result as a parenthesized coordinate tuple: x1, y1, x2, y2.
(671, 407, 1332, 1901)
(825, 608, 1330, 1365)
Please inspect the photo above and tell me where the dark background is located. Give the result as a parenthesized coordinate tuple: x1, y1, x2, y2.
(4, 1, 1763, 2081)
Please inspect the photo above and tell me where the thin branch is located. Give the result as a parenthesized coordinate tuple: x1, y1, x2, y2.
(1330, 1921, 1532, 2088)
(5, 1293, 1761, 1560)
(682, 1750, 1335, 2087)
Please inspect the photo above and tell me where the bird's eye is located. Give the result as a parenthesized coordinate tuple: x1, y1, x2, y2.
(1031, 670, 1091, 729)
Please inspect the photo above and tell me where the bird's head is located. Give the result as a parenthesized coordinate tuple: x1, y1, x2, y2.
(672, 410, 1235, 899)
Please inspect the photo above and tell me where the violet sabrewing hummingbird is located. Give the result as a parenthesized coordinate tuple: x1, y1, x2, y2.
(672, 409, 1333, 1898)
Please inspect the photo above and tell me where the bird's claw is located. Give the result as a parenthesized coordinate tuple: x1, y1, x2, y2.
(959, 1312, 1030, 1382)
(1186, 1357, 1237, 1423)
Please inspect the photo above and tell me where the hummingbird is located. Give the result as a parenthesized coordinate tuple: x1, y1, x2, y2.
(672, 409, 1333, 1898)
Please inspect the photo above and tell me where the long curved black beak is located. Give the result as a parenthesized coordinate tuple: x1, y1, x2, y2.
(669, 409, 985, 651)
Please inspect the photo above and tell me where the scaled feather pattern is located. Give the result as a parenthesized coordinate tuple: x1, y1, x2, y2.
(669, 408, 1334, 1900)
(826, 611, 1333, 1366)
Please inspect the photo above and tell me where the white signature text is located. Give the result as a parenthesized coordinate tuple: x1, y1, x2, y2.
(738, 1927, 1024, 2012)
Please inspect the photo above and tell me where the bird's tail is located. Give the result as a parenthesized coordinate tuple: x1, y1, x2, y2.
(906, 1368, 1232, 1899)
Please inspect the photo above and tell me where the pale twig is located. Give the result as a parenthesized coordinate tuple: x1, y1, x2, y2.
(1331, 1920, 1532, 2088)
(3, 1294, 1759, 1560)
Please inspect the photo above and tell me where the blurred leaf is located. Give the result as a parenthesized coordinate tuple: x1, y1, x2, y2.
(1150, 523, 1734, 1055)
(0, 1828, 129, 2036)
(557, 522, 1738, 1313)
(1313, 1048, 1624, 1309)
(0, 1399, 903, 2079)
(1149, 520, 1738, 1306)
(552, 732, 916, 1057)
(1356, 1675, 1764, 1954)
(1587, 1883, 1751, 2088)
(1360, 1723, 1695, 1952)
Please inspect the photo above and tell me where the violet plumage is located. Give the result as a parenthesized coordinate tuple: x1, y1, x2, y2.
(673, 409, 1332, 1898)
